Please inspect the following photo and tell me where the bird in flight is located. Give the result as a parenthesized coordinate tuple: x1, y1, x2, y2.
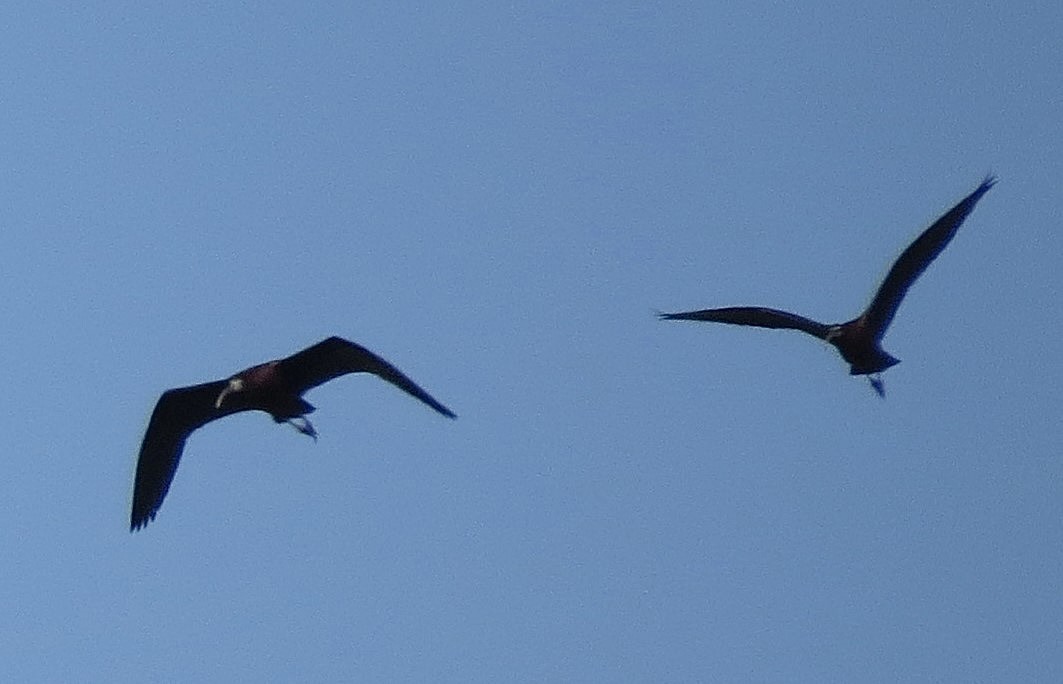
(660, 176, 996, 396)
(130, 336, 456, 531)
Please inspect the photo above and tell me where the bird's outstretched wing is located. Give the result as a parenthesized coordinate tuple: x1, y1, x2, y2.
(130, 380, 244, 531)
(862, 175, 996, 339)
(659, 307, 832, 341)
(279, 337, 456, 418)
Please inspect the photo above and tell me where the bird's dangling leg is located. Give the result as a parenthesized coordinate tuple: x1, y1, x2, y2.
(286, 416, 318, 441)
(868, 374, 885, 398)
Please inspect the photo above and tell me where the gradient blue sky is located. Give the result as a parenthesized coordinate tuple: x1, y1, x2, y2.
(1, 3, 1060, 681)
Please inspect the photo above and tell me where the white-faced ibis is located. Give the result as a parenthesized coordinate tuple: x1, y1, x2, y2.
(660, 176, 996, 396)
(130, 336, 456, 531)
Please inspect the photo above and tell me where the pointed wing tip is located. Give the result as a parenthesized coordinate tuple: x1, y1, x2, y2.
(129, 503, 158, 532)
(980, 174, 998, 192)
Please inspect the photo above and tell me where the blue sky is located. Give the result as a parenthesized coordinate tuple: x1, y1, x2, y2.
(1, 2, 1061, 681)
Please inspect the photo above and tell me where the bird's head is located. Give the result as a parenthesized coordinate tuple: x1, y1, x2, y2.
(214, 377, 245, 409)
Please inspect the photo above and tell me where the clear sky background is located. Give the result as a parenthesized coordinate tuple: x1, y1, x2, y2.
(1, 2, 1060, 681)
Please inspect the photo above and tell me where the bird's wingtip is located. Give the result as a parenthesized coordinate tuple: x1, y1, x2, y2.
(129, 508, 156, 532)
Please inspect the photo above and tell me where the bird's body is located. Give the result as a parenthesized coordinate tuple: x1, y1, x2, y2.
(660, 176, 996, 396)
(130, 336, 455, 531)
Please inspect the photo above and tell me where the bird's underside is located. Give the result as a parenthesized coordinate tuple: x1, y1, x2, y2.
(659, 175, 996, 396)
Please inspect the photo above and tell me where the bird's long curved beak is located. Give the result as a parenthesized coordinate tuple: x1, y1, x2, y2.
(215, 381, 237, 409)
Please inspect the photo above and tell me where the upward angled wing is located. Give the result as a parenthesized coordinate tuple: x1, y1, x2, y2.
(659, 306, 833, 341)
(131, 380, 247, 531)
(862, 175, 996, 339)
(278, 336, 456, 419)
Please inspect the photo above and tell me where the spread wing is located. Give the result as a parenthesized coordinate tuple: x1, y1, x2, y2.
(659, 307, 832, 341)
(130, 380, 247, 531)
(862, 176, 996, 338)
(278, 337, 456, 419)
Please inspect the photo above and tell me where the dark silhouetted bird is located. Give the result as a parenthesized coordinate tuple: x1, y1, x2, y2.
(660, 176, 996, 396)
(130, 336, 455, 531)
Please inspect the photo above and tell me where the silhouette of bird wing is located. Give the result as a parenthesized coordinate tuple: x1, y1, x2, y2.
(131, 380, 249, 531)
(279, 337, 456, 418)
(660, 307, 832, 341)
(862, 176, 996, 339)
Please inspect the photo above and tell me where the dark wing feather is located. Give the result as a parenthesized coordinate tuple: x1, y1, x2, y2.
(278, 337, 456, 418)
(130, 380, 246, 531)
(659, 307, 832, 341)
(863, 176, 996, 338)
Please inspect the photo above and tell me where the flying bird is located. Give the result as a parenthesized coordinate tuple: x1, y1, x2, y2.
(130, 336, 456, 531)
(660, 176, 996, 396)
